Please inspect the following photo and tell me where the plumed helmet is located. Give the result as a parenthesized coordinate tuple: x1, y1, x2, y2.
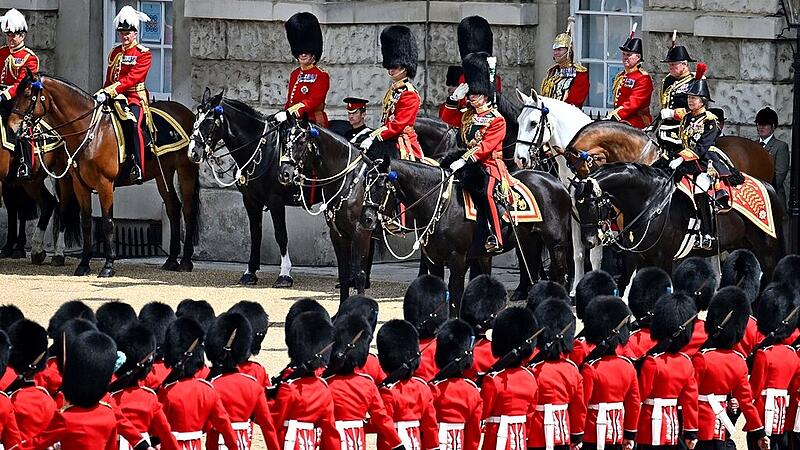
(335, 295, 379, 333)
(113, 6, 150, 32)
(705, 286, 751, 349)
(526, 281, 570, 314)
(163, 317, 206, 378)
(1, 9, 27, 34)
(380, 25, 418, 79)
(53, 318, 98, 372)
(756, 283, 798, 341)
(582, 296, 632, 347)
(755, 107, 779, 127)
(460, 274, 507, 334)
(434, 319, 474, 375)
(287, 311, 333, 370)
(114, 323, 156, 384)
(619, 22, 642, 55)
(661, 30, 696, 62)
(404, 275, 449, 339)
(0, 304, 23, 332)
(774, 255, 800, 295)
(684, 63, 712, 101)
(575, 270, 618, 320)
(492, 307, 538, 366)
(176, 299, 215, 333)
(534, 299, 576, 360)
(457, 16, 493, 59)
(8, 319, 48, 375)
(463, 52, 496, 99)
(206, 313, 253, 370)
(377, 319, 420, 375)
(673, 257, 717, 311)
(285, 298, 330, 347)
(628, 267, 673, 327)
(650, 293, 697, 353)
(720, 249, 762, 304)
(285, 12, 323, 62)
(228, 301, 268, 356)
(96, 301, 138, 344)
(552, 16, 575, 53)
(327, 314, 373, 375)
(138, 302, 176, 359)
(48, 300, 96, 339)
(62, 331, 116, 408)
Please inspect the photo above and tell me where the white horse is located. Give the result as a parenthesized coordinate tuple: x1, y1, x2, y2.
(513, 89, 602, 294)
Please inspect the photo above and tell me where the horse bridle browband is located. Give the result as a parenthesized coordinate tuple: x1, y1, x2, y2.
(514, 103, 550, 153)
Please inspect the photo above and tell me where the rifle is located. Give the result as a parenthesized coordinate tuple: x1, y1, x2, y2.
(476, 327, 545, 386)
(4, 350, 46, 394)
(321, 330, 365, 378)
(430, 335, 476, 383)
(527, 322, 575, 366)
(379, 322, 447, 388)
(580, 315, 632, 367)
(699, 310, 734, 352)
(746, 304, 800, 368)
(108, 350, 156, 392)
(267, 340, 335, 399)
(160, 338, 201, 388)
(634, 313, 698, 370)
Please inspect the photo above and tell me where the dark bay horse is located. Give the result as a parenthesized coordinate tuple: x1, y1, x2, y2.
(189, 91, 295, 288)
(573, 162, 783, 282)
(8, 73, 200, 276)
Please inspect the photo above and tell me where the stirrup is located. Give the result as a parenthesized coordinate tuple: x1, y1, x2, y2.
(484, 235, 502, 253)
(129, 164, 143, 183)
(694, 234, 715, 250)
(17, 164, 32, 180)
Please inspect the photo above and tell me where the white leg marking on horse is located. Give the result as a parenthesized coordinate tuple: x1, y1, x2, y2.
(31, 227, 45, 254)
(589, 246, 602, 271)
(571, 217, 585, 294)
(621, 268, 637, 304)
(55, 230, 66, 256)
(280, 252, 292, 277)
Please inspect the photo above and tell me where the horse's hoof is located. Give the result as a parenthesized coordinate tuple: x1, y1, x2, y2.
(177, 260, 194, 272)
(161, 259, 180, 271)
(239, 273, 258, 285)
(31, 251, 47, 266)
(272, 275, 293, 288)
(51, 255, 65, 267)
(510, 288, 529, 303)
(74, 265, 91, 276)
(98, 266, 116, 278)
(11, 249, 25, 259)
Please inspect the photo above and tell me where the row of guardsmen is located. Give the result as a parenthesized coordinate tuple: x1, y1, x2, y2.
(0, 252, 799, 450)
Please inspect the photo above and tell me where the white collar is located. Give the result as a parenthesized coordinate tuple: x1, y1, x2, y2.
(760, 134, 773, 146)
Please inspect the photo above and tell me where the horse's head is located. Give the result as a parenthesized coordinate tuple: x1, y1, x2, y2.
(360, 158, 393, 232)
(188, 88, 225, 163)
(278, 115, 318, 186)
(514, 88, 552, 169)
(7, 68, 50, 136)
(573, 177, 615, 249)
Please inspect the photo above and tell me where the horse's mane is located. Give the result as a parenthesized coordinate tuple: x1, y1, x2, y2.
(221, 97, 267, 121)
(316, 123, 356, 148)
(539, 95, 588, 118)
(40, 73, 91, 97)
(596, 161, 670, 182)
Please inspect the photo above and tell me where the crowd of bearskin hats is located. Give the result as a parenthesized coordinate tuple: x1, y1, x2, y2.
(0, 252, 799, 450)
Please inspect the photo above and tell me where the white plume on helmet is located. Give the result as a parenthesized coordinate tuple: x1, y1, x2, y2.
(1, 9, 28, 34)
(113, 6, 150, 31)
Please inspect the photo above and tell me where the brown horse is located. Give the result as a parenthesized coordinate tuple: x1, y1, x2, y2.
(8, 72, 200, 277)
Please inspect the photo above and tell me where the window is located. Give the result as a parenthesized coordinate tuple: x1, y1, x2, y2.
(104, 0, 173, 99)
(573, 0, 642, 116)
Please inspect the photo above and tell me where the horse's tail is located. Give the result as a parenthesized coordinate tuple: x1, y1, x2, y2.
(3, 184, 39, 221)
(55, 182, 82, 247)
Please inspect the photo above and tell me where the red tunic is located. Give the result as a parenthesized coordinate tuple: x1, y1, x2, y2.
(481, 367, 538, 450)
(378, 377, 439, 450)
(463, 338, 496, 381)
(208, 372, 281, 450)
(621, 328, 656, 360)
(103, 42, 151, 107)
(581, 355, 640, 448)
(33, 358, 61, 396)
(285, 65, 329, 127)
(732, 316, 761, 357)
(567, 338, 594, 366)
(269, 376, 340, 450)
(0, 391, 21, 449)
(529, 358, 586, 449)
(440, 104, 507, 181)
(356, 354, 385, 384)
(540, 64, 589, 108)
(143, 361, 170, 390)
(111, 384, 180, 450)
(0, 44, 39, 101)
(429, 377, 482, 450)
(326, 372, 402, 450)
(681, 320, 708, 357)
(749, 345, 800, 436)
(10, 385, 57, 441)
(0, 366, 17, 391)
(373, 78, 422, 160)
(238, 360, 271, 388)
(415, 338, 438, 381)
(692, 349, 764, 441)
(17, 402, 118, 450)
(637, 352, 698, 445)
(610, 65, 653, 129)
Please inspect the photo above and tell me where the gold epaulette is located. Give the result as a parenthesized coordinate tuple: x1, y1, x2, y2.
(136, 44, 150, 53)
(574, 63, 588, 73)
(315, 64, 327, 73)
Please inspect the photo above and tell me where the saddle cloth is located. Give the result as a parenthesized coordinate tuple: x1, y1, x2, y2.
(110, 103, 190, 163)
(1, 117, 63, 154)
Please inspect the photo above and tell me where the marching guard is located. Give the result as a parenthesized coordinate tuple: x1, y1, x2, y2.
(674, 258, 715, 357)
(658, 31, 698, 153)
(540, 17, 589, 108)
(139, 302, 178, 390)
(609, 23, 653, 129)
(460, 275, 507, 380)
(0, 330, 21, 449)
(228, 301, 272, 388)
(336, 295, 386, 384)
(404, 275, 449, 380)
(622, 268, 673, 360)
(342, 97, 373, 145)
(570, 270, 618, 364)
(722, 251, 771, 356)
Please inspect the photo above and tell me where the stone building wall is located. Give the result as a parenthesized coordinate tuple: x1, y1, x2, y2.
(13, 9, 57, 73)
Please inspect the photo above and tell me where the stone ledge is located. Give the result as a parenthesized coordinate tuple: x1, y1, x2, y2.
(1, 0, 58, 11)
(694, 15, 784, 40)
(642, 10, 697, 33)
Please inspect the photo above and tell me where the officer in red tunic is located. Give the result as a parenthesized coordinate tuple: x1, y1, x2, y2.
(404, 275, 449, 380)
(673, 258, 716, 357)
(228, 301, 271, 388)
(621, 268, 672, 360)
(569, 271, 618, 365)
(609, 24, 653, 129)
(335, 295, 386, 384)
(429, 319, 482, 450)
(138, 301, 177, 390)
(376, 320, 439, 450)
(440, 52, 508, 252)
(721, 251, 771, 356)
(528, 299, 586, 450)
(359, 26, 423, 161)
(274, 13, 329, 128)
(0, 9, 38, 179)
(460, 275, 507, 381)
(0, 330, 21, 449)
(94, 6, 153, 183)
(540, 17, 589, 108)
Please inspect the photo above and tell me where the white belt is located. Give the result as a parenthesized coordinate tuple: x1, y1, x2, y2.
(698, 394, 736, 436)
(283, 420, 316, 450)
(120, 432, 150, 450)
(336, 420, 365, 450)
(438, 422, 465, 450)
(762, 388, 789, 436)
(173, 431, 203, 441)
(588, 402, 624, 450)
(218, 422, 252, 450)
(644, 398, 678, 445)
(486, 415, 527, 450)
(535, 404, 569, 450)
(396, 420, 421, 450)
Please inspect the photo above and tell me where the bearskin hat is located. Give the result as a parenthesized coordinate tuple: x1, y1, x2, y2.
(720, 250, 762, 304)
(533, 299, 575, 360)
(583, 296, 631, 347)
(457, 16, 493, 59)
(0, 330, 10, 380)
(285, 298, 331, 346)
(285, 12, 323, 62)
(673, 257, 717, 311)
(228, 301, 269, 356)
(48, 300, 96, 339)
(527, 281, 570, 313)
(377, 319, 420, 375)
(176, 299, 215, 333)
(53, 318, 98, 372)
(462, 52, 495, 98)
(651, 293, 697, 353)
(446, 66, 463, 87)
(705, 286, 751, 349)
(327, 314, 373, 375)
(205, 312, 253, 370)
(575, 270, 618, 320)
(404, 275, 449, 339)
(433, 319, 472, 373)
(96, 301, 138, 344)
(62, 331, 116, 408)
(773, 255, 800, 294)
(756, 283, 798, 341)
(8, 319, 48, 374)
(139, 302, 176, 359)
(114, 324, 156, 385)
(163, 317, 206, 378)
(491, 307, 538, 366)
(461, 275, 507, 334)
(628, 267, 672, 327)
(287, 311, 333, 369)
(336, 295, 379, 332)
(0, 304, 23, 332)
(380, 25, 418, 79)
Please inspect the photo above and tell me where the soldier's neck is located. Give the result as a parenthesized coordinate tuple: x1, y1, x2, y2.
(625, 64, 639, 74)
(11, 42, 25, 52)
(691, 107, 706, 117)
(300, 63, 315, 71)
(475, 103, 492, 114)
(558, 60, 572, 68)
(124, 40, 138, 50)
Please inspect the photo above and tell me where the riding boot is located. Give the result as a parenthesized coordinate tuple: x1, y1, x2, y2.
(694, 193, 715, 250)
(129, 104, 145, 184)
(16, 139, 33, 180)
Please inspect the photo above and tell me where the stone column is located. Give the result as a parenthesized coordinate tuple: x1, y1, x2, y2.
(55, 0, 103, 91)
(171, 0, 192, 105)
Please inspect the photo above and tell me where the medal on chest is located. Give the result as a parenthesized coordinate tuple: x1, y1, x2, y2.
(623, 77, 635, 88)
(560, 67, 577, 78)
(122, 55, 138, 65)
(298, 73, 317, 83)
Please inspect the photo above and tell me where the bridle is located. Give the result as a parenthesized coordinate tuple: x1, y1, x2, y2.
(515, 102, 552, 168)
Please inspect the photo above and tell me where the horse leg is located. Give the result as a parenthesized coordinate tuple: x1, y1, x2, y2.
(239, 194, 263, 285)
(72, 184, 94, 276)
(0, 195, 16, 258)
(269, 196, 293, 288)
(364, 237, 375, 289)
(447, 253, 468, 317)
(154, 165, 181, 271)
(96, 181, 116, 277)
(510, 243, 538, 302)
(27, 182, 55, 265)
(351, 229, 371, 295)
(570, 217, 585, 295)
(13, 218, 26, 259)
(52, 178, 77, 267)
(177, 165, 200, 272)
(331, 231, 351, 301)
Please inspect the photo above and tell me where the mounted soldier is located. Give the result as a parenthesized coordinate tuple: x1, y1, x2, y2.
(657, 31, 698, 153)
(540, 17, 588, 108)
(0, 9, 38, 180)
(608, 23, 653, 129)
(342, 97, 372, 145)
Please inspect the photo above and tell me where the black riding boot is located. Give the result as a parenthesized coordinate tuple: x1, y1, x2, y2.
(129, 104, 145, 183)
(694, 193, 716, 250)
(16, 139, 33, 180)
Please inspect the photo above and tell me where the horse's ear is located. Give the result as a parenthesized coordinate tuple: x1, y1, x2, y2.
(516, 88, 533, 105)
(217, 89, 224, 99)
(202, 87, 211, 103)
(530, 89, 539, 103)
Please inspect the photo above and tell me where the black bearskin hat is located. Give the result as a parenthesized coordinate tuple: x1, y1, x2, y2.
(287, 311, 333, 369)
(62, 331, 116, 408)
(206, 313, 253, 370)
(380, 25, 418, 78)
(48, 300, 96, 338)
(8, 319, 48, 374)
(96, 301, 138, 344)
(575, 270, 618, 320)
(228, 301, 269, 356)
(434, 319, 475, 375)
(139, 302, 176, 359)
(285, 298, 331, 347)
(526, 281, 570, 313)
(377, 319, 420, 375)
(114, 324, 156, 384)
(327, 314, 373, 375)
(163, 317, 206, 378)
(629, 267, 673, 327)
(336, 295, 379, 332)
(0, 305, 23, 332)
(492, 307, 538, 366)
(705, 287, 751, 349)
(756, 283, 798, 341)
(0, 330, 10, 380)
(534, 299, 575, 360)
(176, 299, 216, 333)
(583, 296, 631, 347)
(457, 16, 493, 59)
(404, 275, 449, 339)
(461, 274, 507, 334)
(720, 249, 762, 304)
(446, 66, 463, 87)
(773, 255, 800, 295)
(53, 318, 98, 372)
(285, 12, 323, 62)
(755, 107, 779, 127)
(673, 257, 717, 311)
(651, 293, 697, 353)
(463, 52, 494, 98)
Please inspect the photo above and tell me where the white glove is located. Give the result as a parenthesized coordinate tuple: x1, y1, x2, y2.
(94, 91, 108, 104)
(274, 110, 288, 123)
(660, 108, 675, 120)
(360, 137, 374, 150)
(449, 83, 469, 102)
(669, 157, 683, 170)
(449, 158, 467, 172)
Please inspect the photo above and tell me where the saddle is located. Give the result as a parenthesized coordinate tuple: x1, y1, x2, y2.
(108, 99, 190, 163)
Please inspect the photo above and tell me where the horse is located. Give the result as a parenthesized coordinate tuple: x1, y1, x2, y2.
(188, 90, 297, 288)
(8, 72, 201, 277)
(572, 162, 783, 282)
